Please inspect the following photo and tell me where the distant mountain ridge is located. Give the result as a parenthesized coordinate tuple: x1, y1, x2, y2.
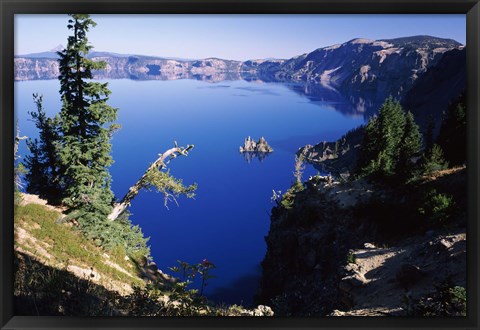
(15, 35, 464, 116)
(246, 36, 462, 103)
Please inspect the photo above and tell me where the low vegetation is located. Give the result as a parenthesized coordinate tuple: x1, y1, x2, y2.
(14, 197, 273, 316)
(405, 280, 466, 316)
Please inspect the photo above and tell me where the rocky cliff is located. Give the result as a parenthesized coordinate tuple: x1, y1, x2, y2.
(248, 36, 462, 106)
(298, 47, 466, 174)
(401, 48, 466, 133)
(15, 36, 462, 109)
(257, 168, 466, 316)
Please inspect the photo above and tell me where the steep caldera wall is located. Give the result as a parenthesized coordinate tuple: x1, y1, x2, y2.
(15, 36, 462, 106)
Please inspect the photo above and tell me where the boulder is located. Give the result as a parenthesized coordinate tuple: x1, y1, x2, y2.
(395, 263, 424, 287)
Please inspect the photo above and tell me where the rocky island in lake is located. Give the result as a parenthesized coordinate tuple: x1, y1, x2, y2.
(239, 136, 273, 153)
(239, 136, 274, 163)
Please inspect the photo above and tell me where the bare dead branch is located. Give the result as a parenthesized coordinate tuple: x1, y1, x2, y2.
(107, 143, 194, 221)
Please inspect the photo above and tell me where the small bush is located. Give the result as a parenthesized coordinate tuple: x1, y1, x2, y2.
(418, 189, 455, 225)
(406, 281, 466, 316)
(72, 209, 150, 259)
(280, 182, 305, 210)
(346, 253, 356, 264)
(421, 144, 449, 175)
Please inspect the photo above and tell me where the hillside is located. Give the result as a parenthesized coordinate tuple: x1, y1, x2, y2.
(249, 36, 461, 106)
(257, 168, 466, 316)
(298, 47, 466, 175)
(14, 194, 273, 316)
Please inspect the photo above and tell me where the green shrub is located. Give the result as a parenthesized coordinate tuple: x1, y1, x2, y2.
(418, 189, 455, 224)
(75, 210, 150, 259)
(421, 144, 449, 175)
(406, 281, 466, 316)
(346, 253, 356, 264)
(280, 182, 305, 209)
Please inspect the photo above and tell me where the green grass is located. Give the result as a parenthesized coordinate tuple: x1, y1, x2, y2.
(14, 202, 256, 316)
(14, 203, 144, 287)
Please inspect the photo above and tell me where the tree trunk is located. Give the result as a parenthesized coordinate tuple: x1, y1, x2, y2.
(14, 121, 27, 162)
(107, 143, 194, 221)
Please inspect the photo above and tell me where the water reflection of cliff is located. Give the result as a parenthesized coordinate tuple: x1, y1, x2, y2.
(284, 82, 381, 118)
(95, 69, 244, 83)
(14, 58, 378, 118)
(98, 69, 378, 116)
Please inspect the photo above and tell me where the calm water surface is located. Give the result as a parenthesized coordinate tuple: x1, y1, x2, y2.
(15, 78, 363, 305)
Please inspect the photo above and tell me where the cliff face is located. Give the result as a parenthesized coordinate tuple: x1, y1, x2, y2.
(14, 55, 244, 82)
(298, 47, 466, 173)
(244, 36, 461, 105)
(14, 57, 60, 81)
(257, 168, 466, 316)
(401, 48, 466, 132)
(15, 36, 462, 104)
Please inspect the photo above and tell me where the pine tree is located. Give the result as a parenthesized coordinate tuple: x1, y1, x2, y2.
(356, 97, 408, 178)
(56, 14, 118, 220)
(356, 115, 379, 175)
(24, 94, 62, 200)
(376, 97, 406, 176)
(397, 111, 422, 180)
(422, 144, 449, 175)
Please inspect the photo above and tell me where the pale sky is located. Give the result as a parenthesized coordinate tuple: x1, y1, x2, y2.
(15, 14, 466, 61)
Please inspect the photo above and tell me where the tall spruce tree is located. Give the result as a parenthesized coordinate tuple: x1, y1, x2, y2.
(376, 97, 406, 176)
(56, 14, 118, 221)
(356, 97, 422, 180)
(24, 94, 62, 200)
(397, 111, 422, 180)
(356, 97, 410, 178)
(356, 115, 379, 175)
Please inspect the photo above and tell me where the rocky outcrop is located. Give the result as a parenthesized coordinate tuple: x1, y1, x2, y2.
(334, 229, 466, 316)
(256, 176, 378, 316)
(239, 136, 273, 153)
(298, 126, 364, 175)
(257, 168, 466, 316)
(239, 136, 273, 163)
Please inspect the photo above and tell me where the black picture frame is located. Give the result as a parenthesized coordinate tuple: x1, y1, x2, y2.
(1, 1, 479, 329)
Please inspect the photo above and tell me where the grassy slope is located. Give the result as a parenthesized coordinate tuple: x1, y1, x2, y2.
(14, 199, 145, 295)
(13, 194, 273, 316)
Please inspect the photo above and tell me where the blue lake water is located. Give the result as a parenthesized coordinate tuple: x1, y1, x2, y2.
(15, 78, 364, 306)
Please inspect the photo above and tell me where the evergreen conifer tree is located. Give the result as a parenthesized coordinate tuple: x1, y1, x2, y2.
(397, 111, 423, 180)
(56, 14, 118, 220)
(24, 94, 62, 200)
(356, 115, 379, 175)
(376, 97, 406, 176)
(356, 97, 410, 178)
(422, 144, 449, 174)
